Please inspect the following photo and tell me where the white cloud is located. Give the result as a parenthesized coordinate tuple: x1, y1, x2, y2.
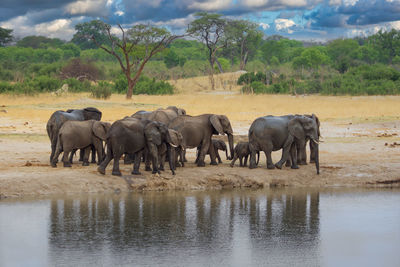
(259, 22, 270, 30)
(188, 0, 232, 11)
(274, 18, 296, 33)
(0, 15, 81, 40)
(64, 0, 109, 16)
(240, 0, 322, 10)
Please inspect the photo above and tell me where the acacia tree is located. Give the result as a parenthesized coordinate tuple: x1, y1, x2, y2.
(87, 22, 181, 99)
(0, 27, 13, 47)
(224, 20, 263, 70)
(188, 12, 227, 90)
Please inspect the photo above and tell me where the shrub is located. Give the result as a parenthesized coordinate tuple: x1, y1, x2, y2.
(29, 76, 61, 92)
(60, 58, 100, 81)
(237, 72, 267, 85)
(0, 82, 14, 93)
(134, 76, 174, 95)
(113, 74, 128, 93)
(91, 81, 112, 99)
(64, 78, 92, 92)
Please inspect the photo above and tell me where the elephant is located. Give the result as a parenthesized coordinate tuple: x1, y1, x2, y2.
(230, 141, 260, 167)
(248, 114, 320, 174)
(144, 129, 183, 172)
(195, 139, 228, 164)
(168, 114, 234, 167)
(297, 114, 321, 165)
(46, 107, 102, 164)
(97, 118, 181, 176)
(51, 120, 111, 167)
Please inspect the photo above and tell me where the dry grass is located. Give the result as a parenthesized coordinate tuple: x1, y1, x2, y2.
(1, 73, 400, 125)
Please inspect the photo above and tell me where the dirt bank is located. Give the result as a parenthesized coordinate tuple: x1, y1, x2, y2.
(1, 115, 399, 199)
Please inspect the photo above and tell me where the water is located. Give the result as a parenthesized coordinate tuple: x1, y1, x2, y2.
(1, 188, 399, 267)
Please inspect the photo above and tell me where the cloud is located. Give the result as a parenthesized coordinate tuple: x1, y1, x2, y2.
(307, 0, 400, 29)
(64, 0, 110, 17)
(274, 18, 296, 33)
(188, 0, 232, 11)
(260, 22, 270, 30)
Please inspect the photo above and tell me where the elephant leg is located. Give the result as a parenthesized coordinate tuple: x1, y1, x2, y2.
(124, 153, 134, 164)
(197, 140, 210, 167)
(79, 148, 84, 162)
(91, 145, 96, 163)
(93, 140, 103, 166)
(50, 139, 57, 164)
(244, 155, 249, 167)
(290, 142, 299, 169)
(216, 151, 222, 163)
(159, 152, 165, 171)
(98, 142, 112, 175)
(208, 139, 218, 165)
(82, 147, 90, 166)
(111, 150, 122, 176)
(230, 152, 239, 167)
(132, 151, 142, 175)
(144, 149, 152, 172)
(194, 147, 200, 164)
(264, 150, 275, 169)
(69, 149, 77, 164)
(239, 156, 243, 167)
(51, 144, 63, 168)
(248, 142, 258, 169)
(62, 149, 72, 167)
(275, 144, 292, 169)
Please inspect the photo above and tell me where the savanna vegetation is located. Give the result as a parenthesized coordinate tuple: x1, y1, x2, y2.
(0, 13, 399, 98)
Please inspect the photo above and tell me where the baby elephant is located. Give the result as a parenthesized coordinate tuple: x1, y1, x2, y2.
(195, 139, 228, 164)
(230, 142, 259, 167)
(51, 120, 111, 167)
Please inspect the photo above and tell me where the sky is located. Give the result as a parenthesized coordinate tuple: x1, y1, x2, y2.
(1, 0, 400, 42)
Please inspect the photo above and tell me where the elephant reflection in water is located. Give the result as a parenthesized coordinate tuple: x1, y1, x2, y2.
(49, 190, 320, 253)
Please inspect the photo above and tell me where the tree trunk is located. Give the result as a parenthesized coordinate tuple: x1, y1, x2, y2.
(215, 58, 224, 74)
(126, 78, 134, 99)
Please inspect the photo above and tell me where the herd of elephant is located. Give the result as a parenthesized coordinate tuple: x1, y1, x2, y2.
(46, 106, 320, 176)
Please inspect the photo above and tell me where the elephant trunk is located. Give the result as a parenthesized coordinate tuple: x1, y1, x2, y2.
(227, 133, 234, 160)
(313, 140, 320, 175)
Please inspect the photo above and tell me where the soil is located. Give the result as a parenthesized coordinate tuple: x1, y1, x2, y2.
(1, 115, 399, 199)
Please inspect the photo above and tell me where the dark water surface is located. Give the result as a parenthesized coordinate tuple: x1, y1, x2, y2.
(1, 188, 399, 267)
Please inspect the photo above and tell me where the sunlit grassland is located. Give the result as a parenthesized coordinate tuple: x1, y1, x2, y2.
(0, 73, 399, 124)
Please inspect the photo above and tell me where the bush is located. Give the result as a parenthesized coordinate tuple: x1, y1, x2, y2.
(29, 76, 61, 92)
(91, 81, 112, 99)
(134, 76, 174, 95)
(64, 78, 92, 92)
(237, 72, 267, 85)
(0, 82, 14, 93)
(113, 74, 128, 93)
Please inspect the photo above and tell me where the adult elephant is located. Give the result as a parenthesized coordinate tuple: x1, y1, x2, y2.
(168, 114, 234, 167)
(248, 115, 320, 174)
(46, 107, 102, 164)
(51, 120, 111, 167)
(297, 114, 321, 165)
(97, 118, 181, 176)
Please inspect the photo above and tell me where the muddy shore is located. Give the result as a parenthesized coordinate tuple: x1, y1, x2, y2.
(1, 116, 399, 199)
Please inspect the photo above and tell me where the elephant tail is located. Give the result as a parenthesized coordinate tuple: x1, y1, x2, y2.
(256, 151, 260, 165)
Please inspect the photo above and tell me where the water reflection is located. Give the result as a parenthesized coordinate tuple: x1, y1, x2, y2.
(48, 189, 321, 266)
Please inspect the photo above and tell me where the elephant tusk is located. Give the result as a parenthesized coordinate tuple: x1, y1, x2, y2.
(311, 138, 321, 144)
(169, 142, 178, 148)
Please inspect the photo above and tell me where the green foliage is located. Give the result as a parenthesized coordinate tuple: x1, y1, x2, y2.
(215, 58, 230, 72)
(292, 47, 330, 71)
(64, 78, 92, 92)
(164, 49, 186, 68)
(29, 75, 62, 92)
(72, 20, 112, 50)
(91, 81, 112, 99)
(237, 72, 266, 85)
(113, 74, 128, 93)
(133, 76, 174, 95)
(0, 27, 13, 47)
(16, 36, 64, 49)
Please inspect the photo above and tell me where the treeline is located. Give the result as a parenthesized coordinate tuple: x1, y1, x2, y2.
(0, 15, 399, 96)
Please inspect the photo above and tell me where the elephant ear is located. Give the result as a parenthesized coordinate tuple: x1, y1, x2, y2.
(145, 123, 162, 146)
(84, 107, 102, 121)
(167, 129, 181, 147)
(288, 117, 305, 140)
(210, 115, 224, 135)
(311, 113, 321, 136)
(178, 108, 186, 115)
(93, 121, 108, 140)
